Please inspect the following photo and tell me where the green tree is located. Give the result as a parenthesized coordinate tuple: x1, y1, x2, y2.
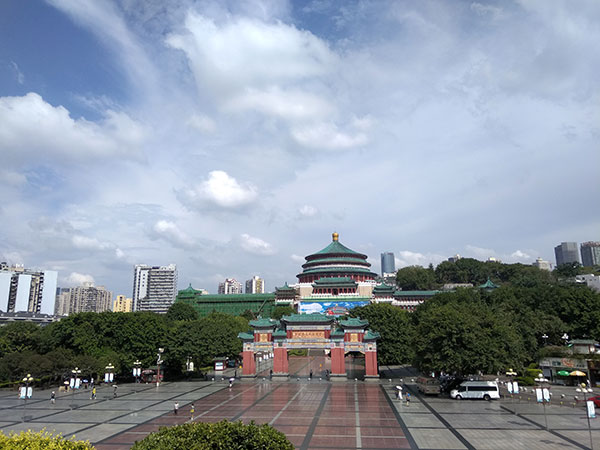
(349, 303, 414, 364)
(167, 302, 199, 322)
(271, 305, 294, 320)
(412, 289, 527, 374)
(396, 265, 437, 290)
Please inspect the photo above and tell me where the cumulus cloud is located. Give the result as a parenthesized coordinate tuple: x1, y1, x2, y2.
(64, 272, 95, 286)
(291, 122, 368, 150)
(166, 13, 336, 96)
(177, 170, 258, 211)
(151, 220, 195, 249)
(510, 250, 532, 260)
(240, 233, 276, 255)
(298, 205, 318, 218)
(71, 235, 113, 251)
(395, 251, 446, 268)
(0, 93, 144, 165)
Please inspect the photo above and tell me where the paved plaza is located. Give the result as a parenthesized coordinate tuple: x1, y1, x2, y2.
(0, 359, 598, 449)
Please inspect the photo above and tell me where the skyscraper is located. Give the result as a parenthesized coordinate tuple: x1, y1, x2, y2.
(380, 252, 395, 276)
(554, 242, 580, 266)
(245, 276, 265, 294)
(132, 264, 178, 313)
(0, 264, 57, 314)
(581, 242, 600, 267)
(218, 278, 243, 294)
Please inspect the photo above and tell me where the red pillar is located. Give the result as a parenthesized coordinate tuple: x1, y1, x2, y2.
(330, 347, 346, 375)
(365, 350, 378, 377)
(242, 350, 256, 376)
(273, 347, 288, 374)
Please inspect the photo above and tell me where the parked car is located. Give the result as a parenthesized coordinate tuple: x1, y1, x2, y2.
(450, 381, 500, 400)
(417, 376, 441, 395)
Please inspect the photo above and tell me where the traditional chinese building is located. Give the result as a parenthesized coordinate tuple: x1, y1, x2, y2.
(238, 313, 380, 380)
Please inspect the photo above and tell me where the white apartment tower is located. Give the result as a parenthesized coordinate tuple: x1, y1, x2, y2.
(245, 276, 265, 294)
(218, 278, 243, 294)
(132, 264, 178, 313)
(0, 263, 57, 314)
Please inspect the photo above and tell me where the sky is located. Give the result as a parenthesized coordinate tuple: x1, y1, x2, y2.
(0, 0, 598, 297)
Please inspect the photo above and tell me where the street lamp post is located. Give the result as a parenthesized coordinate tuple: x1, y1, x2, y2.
(156, 348, 164, 387)
(70, 367, 81, 409)
(105, 363, 115, 384)
(576, 385, 595, 450)
(20, 374, 33, 422)
(542, 334, 549, 346)
(133, 360, 142, 383)
(562, 333, 569, 346)
(534, 376, 550, 430)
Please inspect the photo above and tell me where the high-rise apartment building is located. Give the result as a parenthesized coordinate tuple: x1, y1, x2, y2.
(554, 242, 580, 266)
(581, 242, 600, 267)
(69, 283, 112, 313)
(54, 287, 71, 316)
(0, 263, 57, 314)
(132, 264, 178, 313)
(113, 294, 133, 312)
(218, 278, 242, 294)
(245, 276, 265, 294)
(380, 252, 395, 276)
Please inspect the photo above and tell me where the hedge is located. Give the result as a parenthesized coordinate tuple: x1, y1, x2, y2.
(0, 430, 94, 449)
(131, 420, 293, 450)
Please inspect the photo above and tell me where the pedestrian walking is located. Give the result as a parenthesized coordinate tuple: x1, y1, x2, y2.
(269, 369, 273, 380)
(396, 386, 403, 400)
(113, 385, 118, 398)
(309, 369, 313, 380)
(229, 377, 234, 388)
(406, 392, 411, 406)
(190, 402, 195, 420)
(174, 401, 179, 415)
(91, 386, 97, 400)
(50, 391, 56, 404)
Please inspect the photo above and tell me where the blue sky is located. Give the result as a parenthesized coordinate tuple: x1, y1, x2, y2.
(0, 0, 598, 297)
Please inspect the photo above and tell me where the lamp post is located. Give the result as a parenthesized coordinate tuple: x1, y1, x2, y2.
(542, 334, 548, 346)
(105, 363, 115, 384)
(20, 374, 33, 422)
(562, 333, 569, 345)
(576, 385, 595, 450)
(156, 348, 164, 387)
(534, 376, 550, 430)
(70, 367, 81, 409)
(133, 360, 142, 383)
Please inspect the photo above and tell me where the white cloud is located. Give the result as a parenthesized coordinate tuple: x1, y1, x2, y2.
(166, 13, 336, 96)
(64, 272, 95, 286)
(9, 61, 25, 84)
(186, 113, 216, 133)
(291, 122, 368, 150)
(152, 220, 195, 249)
(71, 235, 113, 251)
(395, 251, 446, 268)
(510, 250, 531, 260)
(177, 170, 258, 210)
(0, 93, 144, 165)
(240, 233, 276, 255)
(298, 205, 318, 218)
(465, 245, 497, 259)
(291, 254, 305, 263)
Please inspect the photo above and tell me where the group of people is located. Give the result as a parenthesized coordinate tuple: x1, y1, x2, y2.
(173, 401, 195, 420)
(49, 383, 108, 404)
(396, 384, 411, 405)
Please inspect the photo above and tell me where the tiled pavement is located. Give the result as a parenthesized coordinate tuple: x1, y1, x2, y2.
(0, 360, 598, 449)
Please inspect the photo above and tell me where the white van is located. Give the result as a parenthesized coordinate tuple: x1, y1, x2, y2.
(450, 381, 500, 400)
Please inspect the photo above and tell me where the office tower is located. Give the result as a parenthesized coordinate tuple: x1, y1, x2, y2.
(581, 242, 600, 267)
(218, 278, 242, 294)
(113, 294, 133, 312)
(69, 283, 112, 313)
(532, 257, 552, 271)
(0, 264, 57, 313)
(245, 276, 265, 294)
(380, 252, 395, 276)
(554, 242, 580, 266)
(132, 264, 178, 313)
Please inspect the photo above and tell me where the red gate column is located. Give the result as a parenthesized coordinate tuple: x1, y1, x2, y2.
(365, 350, 378, 378)
(242, 350, 256, 376)
(273, 347, 288, 375)
(330, 347, 346, 379)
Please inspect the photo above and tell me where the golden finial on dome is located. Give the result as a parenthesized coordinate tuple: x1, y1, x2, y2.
(332, 232, 339, 241)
